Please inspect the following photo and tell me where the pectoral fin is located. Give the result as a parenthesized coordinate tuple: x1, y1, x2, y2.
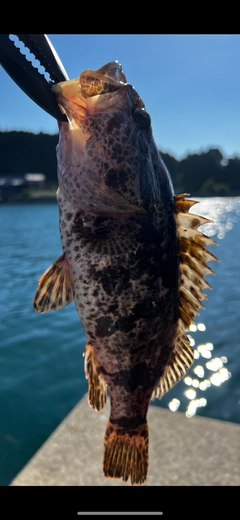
(33, 253, 75, 313)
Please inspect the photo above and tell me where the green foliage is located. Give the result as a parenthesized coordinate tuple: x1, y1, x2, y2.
(0, 131, 239, 196)
(199, 178, 229, 196)
(160, 148, 239, 196)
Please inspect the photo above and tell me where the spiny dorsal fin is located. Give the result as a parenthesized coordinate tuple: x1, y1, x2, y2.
(33, 253, 75, 313)
(152, 194, 219, 400)
(175, 193, 219, 335)
(84, 342, 107, 411)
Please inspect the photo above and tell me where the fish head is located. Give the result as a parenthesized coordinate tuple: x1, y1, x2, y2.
(53, 61, 172, 215)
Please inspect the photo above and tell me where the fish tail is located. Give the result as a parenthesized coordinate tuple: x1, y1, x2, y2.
(103, 421, 148, 485)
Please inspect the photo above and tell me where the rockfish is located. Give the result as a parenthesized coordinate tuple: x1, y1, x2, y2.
(34, 61, 218, 485)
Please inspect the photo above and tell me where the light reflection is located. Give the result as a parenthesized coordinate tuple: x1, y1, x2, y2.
(197, 348, 212, 359)
(190, 197, 240, 239)
(185, 397, 207, 418)
(208, 229, 216, 237)
(210, 373, 223, 386)
(199, 380, 211, 391)
(192, 379, 199, 388)
(221, 356, 228, 363)
(210, 368, 231, 387)
(186, 407, 196, 418)
(184, 376, 192, 386)
(189, 324, 197, 332)
(206, 357, 223, 372)
(168, 398, 180, 412)
(197, 323, 206, 331)
(197, 342, 213, 359)
(205, 343, 214, 350)
(193, 350, 200, 359)
(167, 317, 231, 417)
(193, 365, 204, 378)
(184, 388, 197, 400)
(187, 334, 195, 347)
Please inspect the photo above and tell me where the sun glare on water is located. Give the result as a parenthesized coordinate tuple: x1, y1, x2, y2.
(168, 323, 231, 418)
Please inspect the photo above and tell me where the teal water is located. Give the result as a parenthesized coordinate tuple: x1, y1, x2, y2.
(0, 198, 240, 485)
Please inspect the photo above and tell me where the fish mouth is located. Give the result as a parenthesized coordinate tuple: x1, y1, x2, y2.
(80, 61, 128, 98)
(52, 61, 128, 119)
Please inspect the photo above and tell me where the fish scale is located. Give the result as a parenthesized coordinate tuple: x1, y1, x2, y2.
(33, 61, 218, 485)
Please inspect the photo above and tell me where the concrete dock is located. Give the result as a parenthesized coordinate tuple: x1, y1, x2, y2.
(11, 394, 240, 486)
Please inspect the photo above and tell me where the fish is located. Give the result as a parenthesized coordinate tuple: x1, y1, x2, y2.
(33, 61, 218, 485)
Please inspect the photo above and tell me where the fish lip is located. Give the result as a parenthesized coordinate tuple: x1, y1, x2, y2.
(79, 61, 128, 97)
(52, 81, 87, 118)
(57, 93, 87, 118)
(90, 60, 128, 85)
(80, 70, 127, 91)
(87, 73, 127, 87)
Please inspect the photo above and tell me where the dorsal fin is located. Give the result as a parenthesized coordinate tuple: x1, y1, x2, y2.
(175, 193, 219, 335)
(152, 194, 219, 400)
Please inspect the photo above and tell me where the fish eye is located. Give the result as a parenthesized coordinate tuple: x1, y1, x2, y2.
(131, 107, 151, 130)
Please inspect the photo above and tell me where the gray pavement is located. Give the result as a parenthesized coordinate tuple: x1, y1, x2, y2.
(11, 394, 240, 486)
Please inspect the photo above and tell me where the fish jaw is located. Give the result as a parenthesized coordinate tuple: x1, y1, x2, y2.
(52, 61, 130, 135)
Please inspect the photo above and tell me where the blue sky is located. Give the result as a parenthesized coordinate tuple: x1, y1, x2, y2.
(0, 34, 240, 160)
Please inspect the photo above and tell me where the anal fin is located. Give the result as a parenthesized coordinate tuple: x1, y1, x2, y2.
(33, 253, 75, 313)
(151, 335, 194, 399)
(84, 342, 107, 411)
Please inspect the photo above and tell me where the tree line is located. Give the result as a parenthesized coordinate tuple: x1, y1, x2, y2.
(0, 130, 239, 196)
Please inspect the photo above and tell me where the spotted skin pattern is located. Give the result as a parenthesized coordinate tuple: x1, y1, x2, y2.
(57, 177, 179, 444)
(36, 62, 214, 484)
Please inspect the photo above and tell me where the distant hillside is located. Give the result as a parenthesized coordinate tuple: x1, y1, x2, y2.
(0, 131, 239, 196)
(0, 131, 58, 186)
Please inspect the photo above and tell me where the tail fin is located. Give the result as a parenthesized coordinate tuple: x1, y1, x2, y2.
(103, 421, 148, 485)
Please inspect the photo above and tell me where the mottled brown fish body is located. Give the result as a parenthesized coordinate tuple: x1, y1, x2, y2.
(56, 156, 178, 483)
(34, 61, 218, 485)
